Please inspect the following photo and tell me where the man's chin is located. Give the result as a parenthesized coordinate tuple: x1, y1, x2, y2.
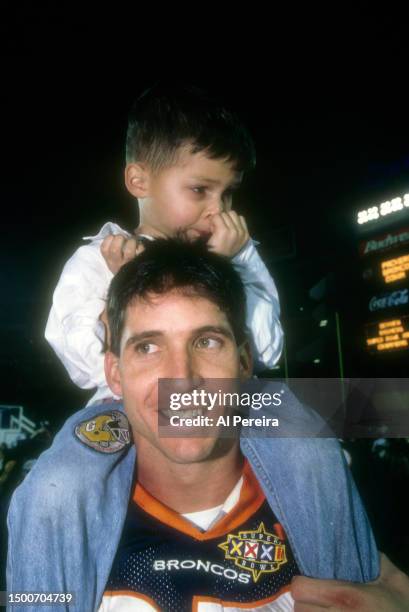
(159, 438, 217, 464)
(159, 437, 237, 464)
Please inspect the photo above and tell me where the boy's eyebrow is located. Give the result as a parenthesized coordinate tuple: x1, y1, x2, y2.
(190, 176, 242, 188)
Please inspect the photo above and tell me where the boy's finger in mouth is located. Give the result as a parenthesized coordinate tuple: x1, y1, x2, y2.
(184, 228, 212, 243)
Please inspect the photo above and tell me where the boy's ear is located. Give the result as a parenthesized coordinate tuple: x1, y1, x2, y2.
(104, 351, 123, 397)
(238, 340, 253, 380)
(125, 163, 150, 198)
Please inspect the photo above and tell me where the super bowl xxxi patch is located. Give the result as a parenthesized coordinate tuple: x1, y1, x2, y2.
(75, 410, 131, 453)
(219, 521, 287, 582)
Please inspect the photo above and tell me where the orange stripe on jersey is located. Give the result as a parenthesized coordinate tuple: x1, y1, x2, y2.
(133, 460, 265, 541)
(273, 521, 285, 541)
(191, 584, 292, 610)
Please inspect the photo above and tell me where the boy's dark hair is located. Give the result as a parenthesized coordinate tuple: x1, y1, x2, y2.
(107, 238, 247, 355)
(125, 83, 256, 174)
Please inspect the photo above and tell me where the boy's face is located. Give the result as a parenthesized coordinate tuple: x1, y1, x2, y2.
(126, 147, 243, 240)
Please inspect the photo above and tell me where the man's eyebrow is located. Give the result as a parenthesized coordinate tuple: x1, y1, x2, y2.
(194, 325, 235, 340)
(125, 331, 164, 347)
(124, 325, 235, 347)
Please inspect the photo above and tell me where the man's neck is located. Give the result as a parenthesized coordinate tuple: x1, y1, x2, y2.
(136, 442, 244, 514)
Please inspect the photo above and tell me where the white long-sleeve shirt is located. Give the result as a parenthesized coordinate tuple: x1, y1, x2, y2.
(45, 222, 283, 405)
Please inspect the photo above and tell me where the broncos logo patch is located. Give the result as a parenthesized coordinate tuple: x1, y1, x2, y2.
(75, 410, 131, 453)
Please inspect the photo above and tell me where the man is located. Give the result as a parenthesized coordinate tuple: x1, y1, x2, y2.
(8, 240, 380, 611)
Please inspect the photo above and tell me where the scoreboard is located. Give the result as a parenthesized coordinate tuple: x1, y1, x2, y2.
(357, 191, 409, 355)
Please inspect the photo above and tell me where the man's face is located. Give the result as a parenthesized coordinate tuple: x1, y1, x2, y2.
(128, 146, 243, 240)
(105, 290, 251, 464)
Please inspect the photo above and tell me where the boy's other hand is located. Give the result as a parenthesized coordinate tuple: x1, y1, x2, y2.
(207, 212, 250, 258)
(101, 235, 145, 274)
(291, 553, 409, 611)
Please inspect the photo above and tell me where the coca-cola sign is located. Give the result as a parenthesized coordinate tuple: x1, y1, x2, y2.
(369, 289, 409, 312)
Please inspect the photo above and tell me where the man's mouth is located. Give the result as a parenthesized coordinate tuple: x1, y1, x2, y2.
(159, 406, 208, 420)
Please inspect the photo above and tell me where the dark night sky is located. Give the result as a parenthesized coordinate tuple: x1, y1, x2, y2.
(1, 6, 409, 424)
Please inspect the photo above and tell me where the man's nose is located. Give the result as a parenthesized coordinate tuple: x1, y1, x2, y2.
(166, 349, 203, 391)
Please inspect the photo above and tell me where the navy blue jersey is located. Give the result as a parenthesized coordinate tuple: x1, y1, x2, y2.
(100, 462, 299, 611)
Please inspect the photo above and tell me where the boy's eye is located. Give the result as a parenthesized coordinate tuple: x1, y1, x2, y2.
(134, 342, 159, 355)
(191, 186, 207, 195)
(195, 336, 223, 350)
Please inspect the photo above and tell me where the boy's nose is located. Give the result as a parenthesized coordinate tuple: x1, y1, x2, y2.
(205, 196, 225, 216)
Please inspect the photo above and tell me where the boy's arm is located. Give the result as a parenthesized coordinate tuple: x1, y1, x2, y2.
(232, 239, 283, 370)
(46, 224, 146, 397)
(45, 242, 112, 392)
(206, 211, 283, 371)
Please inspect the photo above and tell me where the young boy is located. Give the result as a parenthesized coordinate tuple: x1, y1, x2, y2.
(45, 84, 283, 405)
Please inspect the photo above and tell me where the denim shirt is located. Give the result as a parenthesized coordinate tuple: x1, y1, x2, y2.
(7, 388, 380, 611)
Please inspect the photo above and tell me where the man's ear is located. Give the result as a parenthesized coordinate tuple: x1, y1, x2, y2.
(104, 351, 123, 397)
(124, 163, 150, 198)
(238, 340, 253, 380)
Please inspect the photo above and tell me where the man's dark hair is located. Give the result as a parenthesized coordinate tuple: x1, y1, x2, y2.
(107, 239, 247, 355)
(125, 83, 256, 174)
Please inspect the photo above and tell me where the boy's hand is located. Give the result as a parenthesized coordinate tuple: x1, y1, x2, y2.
(101, 235, 145, 274)
(207, 211, 250, 258)
(291, 554, 409, 611)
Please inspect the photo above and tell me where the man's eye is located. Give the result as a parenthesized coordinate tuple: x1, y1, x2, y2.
(135, 342, 159, 355)
(195, 337, 222, 349)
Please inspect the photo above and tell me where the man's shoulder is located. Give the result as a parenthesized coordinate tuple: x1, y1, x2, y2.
(9, 403, 133, 513)
(36, 401, 131, 463)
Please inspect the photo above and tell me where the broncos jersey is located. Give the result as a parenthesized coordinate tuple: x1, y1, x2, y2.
(99, 462, 299, 611)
